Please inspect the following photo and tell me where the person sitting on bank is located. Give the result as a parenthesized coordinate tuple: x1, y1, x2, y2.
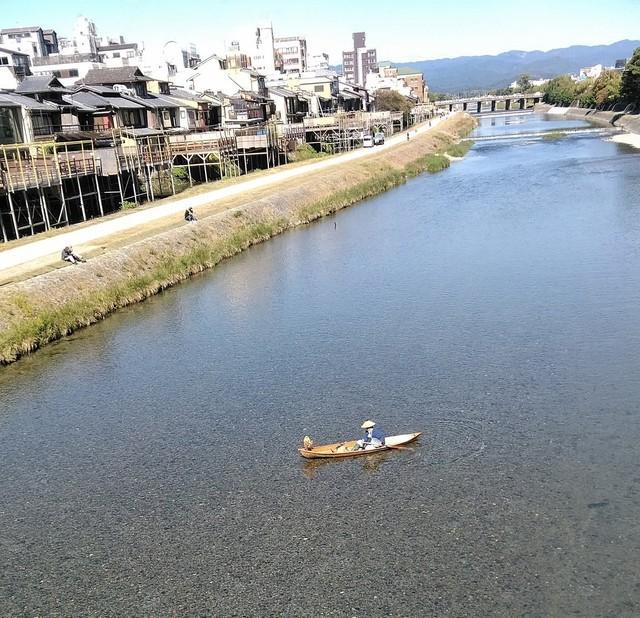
(184, 207, 197, 222)
(353, 420, 385, 450)
(61, 246, 85, 264)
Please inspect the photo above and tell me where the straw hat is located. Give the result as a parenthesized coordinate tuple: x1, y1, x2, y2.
(361, 420, 376, 429)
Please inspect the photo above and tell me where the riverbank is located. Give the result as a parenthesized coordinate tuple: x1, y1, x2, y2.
(0, 113, 475, 365)
(535, 103, 640, 147)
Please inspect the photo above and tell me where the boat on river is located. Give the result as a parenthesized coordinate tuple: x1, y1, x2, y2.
(298, 432, 421, 459)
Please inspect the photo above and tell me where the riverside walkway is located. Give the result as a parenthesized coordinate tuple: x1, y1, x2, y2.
(0, 115, 448, 277)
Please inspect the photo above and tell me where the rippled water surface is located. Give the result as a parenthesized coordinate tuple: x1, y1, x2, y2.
(2, 113, 640, 616)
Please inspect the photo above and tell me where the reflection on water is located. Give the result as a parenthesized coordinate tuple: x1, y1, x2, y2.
(1, 113, 640, 616)
(302, 451, 394, 479)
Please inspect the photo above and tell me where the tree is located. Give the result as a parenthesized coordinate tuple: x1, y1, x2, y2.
(620, 47, 640, 106)
(374, 89, 413, 114)
(516, 74, 532, 93)
(574, 79, 596, 108)
(543, 75, 576, 106)
(591, 70, 622, 107)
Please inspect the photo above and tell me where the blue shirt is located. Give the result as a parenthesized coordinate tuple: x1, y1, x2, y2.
(364, 426, 385, 444)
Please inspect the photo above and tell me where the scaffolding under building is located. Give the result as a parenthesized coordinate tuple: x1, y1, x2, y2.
(0, 140, 108, 242)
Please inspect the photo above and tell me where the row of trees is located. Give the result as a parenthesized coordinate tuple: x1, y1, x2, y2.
(543, 47, 640, 109)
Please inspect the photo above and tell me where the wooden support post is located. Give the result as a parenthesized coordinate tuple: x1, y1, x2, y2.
(169, 164, 176, 195)
(0, 204, 8, 243)
(76, 176, 87, 221)
(116, 172, 125, 208)
(59, 181, 69, 226)
(147, 165, 155, 201)
(38, 186, 51, 231)
(94, 174, 104, 216)
(7, 191, 19, 239)
(24, 190, 35, 235)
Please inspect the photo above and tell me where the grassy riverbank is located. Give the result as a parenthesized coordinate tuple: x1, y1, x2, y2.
(0, 114, 475, 365)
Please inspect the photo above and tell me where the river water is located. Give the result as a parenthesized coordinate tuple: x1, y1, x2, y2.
(1, 113, 640, 616)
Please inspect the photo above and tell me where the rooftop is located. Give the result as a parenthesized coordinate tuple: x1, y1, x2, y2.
(1, 27, 43, 34)
(15, 75, 70, 94)
(397, 67, 422, 76)
(82, 66, 152, 85)
(0, 92, 57, 111)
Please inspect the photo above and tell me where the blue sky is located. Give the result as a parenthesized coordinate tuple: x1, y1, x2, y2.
(3, 0, 639, 63)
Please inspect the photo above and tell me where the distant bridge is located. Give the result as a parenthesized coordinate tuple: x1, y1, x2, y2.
(434, 92, 544, 114)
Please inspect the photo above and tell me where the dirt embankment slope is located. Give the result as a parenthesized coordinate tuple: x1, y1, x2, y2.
(0, 113, 475, 365)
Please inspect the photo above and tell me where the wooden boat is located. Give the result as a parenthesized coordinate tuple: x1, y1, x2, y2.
(298, 432, 421, 459)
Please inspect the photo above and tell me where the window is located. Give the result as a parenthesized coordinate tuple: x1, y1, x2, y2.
(69, 69, 79, 77)
(113, 52, 120, 58)
(0, 57, 8, 65)
(314, 85, 324, 93)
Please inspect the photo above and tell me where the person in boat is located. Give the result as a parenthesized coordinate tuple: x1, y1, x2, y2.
(61, 246, 85, 264)
(353, 420, 385, 450)
(184, 207, 197, 222)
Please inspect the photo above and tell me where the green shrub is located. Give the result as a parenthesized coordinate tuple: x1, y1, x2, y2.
(288, 143, 322, 162)
(121, 200, 137, 210)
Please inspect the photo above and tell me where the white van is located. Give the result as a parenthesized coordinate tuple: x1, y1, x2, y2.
(363, 135, 374, 148)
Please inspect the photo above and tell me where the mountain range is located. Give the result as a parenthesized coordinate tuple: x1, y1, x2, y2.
(388, 39, 639, 94)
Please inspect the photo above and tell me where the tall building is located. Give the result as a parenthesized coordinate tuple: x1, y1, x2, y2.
(274, 36, 307, 74)
(342, 31, 377, 86)
(251, 25, 279, 75)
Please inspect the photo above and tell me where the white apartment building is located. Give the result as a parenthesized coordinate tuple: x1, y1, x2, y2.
(274, 36, 307, 74)
(308, 53, 330, 72)
(251, 25, 278, 75)
(58, 16, 99, 56)
(0, 27, 49, 60)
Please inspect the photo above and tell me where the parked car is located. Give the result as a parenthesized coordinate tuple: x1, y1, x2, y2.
(373, 132, 385, 145)
(363, 134, 374, 148)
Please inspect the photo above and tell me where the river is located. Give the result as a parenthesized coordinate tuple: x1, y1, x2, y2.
(1, 112, 639, 616)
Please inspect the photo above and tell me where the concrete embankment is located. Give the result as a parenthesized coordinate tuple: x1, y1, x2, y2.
(0, 114, 476, 365)
(535, 103, 640, 135)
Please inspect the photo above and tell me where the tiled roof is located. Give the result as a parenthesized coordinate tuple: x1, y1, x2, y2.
(15, 75, 69, 94)
(0, 92, 56, 110)
(82, 66, 151, 85)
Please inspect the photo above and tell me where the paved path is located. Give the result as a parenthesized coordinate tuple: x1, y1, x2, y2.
(0, 116, 447, 272)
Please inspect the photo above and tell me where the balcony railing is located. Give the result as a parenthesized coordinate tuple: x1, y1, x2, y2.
(32, 52, 100, 66)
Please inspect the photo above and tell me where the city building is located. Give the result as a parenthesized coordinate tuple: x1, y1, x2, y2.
(98, 40, 140, 65)
(225, 42, 251, 70)
(308, 53, 330, 72)
(578, 64, 603, 80)
(0, 47, 31, 89)
(58, 16, 99, 57)
(0, 27, 52, 60)
(397, 67, 428, 102)
(342, 32, 377, 87)
(274, 36, 307, 74)
(31, 54, 104, 86)
(365, 62, 428, 102)
(251, 25, 280, 75)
